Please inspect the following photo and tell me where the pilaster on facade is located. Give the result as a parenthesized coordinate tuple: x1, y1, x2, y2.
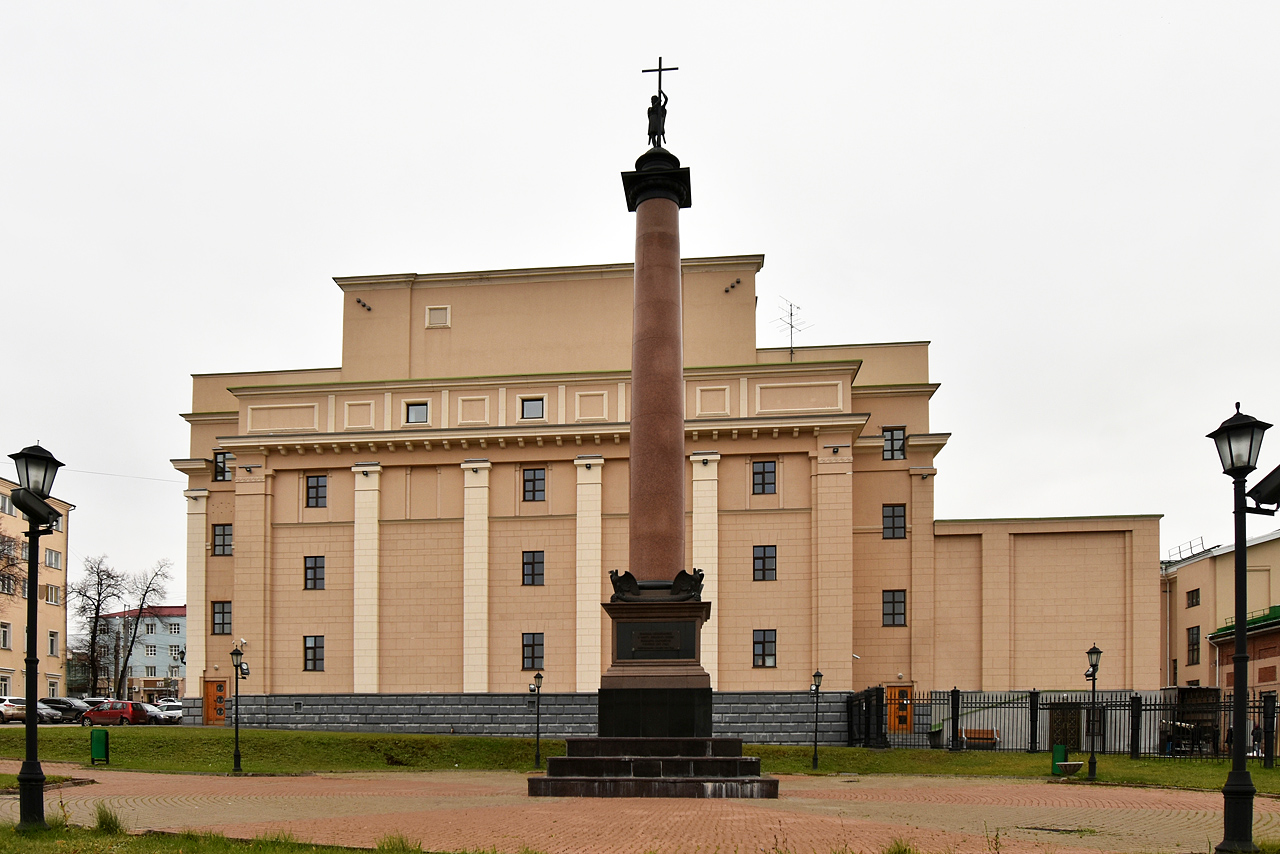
(184, 489, 208, 698)
(352, 463, 382, 693)
(233, 469, 273, 695)
(691, 452, 721, 688)
(908, 468, 937, 691)
(812, 451, 854, 688)
(461, 460, 491, 692)
(574, 456, 604, 691)
(980, 531, 1012, 690)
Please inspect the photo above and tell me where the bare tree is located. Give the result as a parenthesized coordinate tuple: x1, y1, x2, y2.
(68, 555, 126, 695)
(0, 533, 22, 608)
(114, 559, 172, 700)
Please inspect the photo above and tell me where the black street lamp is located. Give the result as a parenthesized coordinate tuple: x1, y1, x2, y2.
(529, 671, 543, 768)
(1209, 403, 1272, 853)
(1085, 644, 1102, 781)
(8, 444, 64, 831)
(811, 670, 823, 770)
(230, 645, 244, 773)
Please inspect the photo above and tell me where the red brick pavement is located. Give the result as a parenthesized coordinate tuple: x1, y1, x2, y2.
(5, 760, 1280, 853)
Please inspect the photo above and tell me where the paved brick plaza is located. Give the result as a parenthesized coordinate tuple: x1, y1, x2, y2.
(5, 760, 1280, 853)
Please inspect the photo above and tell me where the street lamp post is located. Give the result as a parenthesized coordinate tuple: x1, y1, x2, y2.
(8, 444, 64, 831)
(529, 671, 543, 768)
(230, 646, 244, 773)
(1086, 644, 1102, 781)
(811, 670, 823, 770)
(1209, 403, 1272, 853)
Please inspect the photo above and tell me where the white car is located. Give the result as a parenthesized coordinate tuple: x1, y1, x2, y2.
(155, 702, 184, 724)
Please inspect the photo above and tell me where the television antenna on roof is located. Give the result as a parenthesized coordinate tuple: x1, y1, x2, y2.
(774, 298, 812, 363)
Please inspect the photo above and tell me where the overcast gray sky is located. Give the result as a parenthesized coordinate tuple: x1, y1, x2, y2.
(3, 3, 1277, 606)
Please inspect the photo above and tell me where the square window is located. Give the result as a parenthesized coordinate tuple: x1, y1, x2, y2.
(212, 524, 233, 556)
(883, 428, 906, 461)
(523, 551, 544, 586)
(306, 475, 327, 508)
(1186, 588, 1200, 608)
(44, 549, 62, 569)
(304, 635, 325, 671)
(145, 665, 157, 678)
(305, 556, 326, 590)
(169, 665, 181, 677)
(212, 601, 232, 635)
(169, 645, 181, 658)
(753, 545, 777, 581)
(426, 305, 450, 328)
(882, 504, 906, 539)
(523, 468, 546, 502)
(752, 461, 776, 495)
(521, 397, 545, 420)
(45, 585, 60, 605)
(405, 402, 429, 424)
(882, 590, 907, 626)
(213, 451, 233, 482)
(145, 644, 157, 657)
(145, 622, 156, 634)
(1187, 626, 1201, 665)
(522, 632, 544, 670)
(753, 629, 777, 668)
(169, 623, 181, 635)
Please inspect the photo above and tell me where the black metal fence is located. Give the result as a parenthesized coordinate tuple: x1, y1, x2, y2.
(847, 687, 1279, 764)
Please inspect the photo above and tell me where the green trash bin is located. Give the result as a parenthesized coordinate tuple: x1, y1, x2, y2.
(90, 728, 110, 765)
(1050, 743, 1067, 775)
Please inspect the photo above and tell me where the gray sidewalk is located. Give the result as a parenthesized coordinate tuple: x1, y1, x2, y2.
(4, 760, 1280, 853)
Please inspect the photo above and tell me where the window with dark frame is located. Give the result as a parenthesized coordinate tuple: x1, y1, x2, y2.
(522, 632, 544, 670)
(883, 428, 906, 460)
(522, 551, 544, 586)
(882, 504, 906, 539)
(1186, 588, 1200, 608)
(306, 475, 327, 508)
(523, 468, 546, 501)
(304, 635, 325, 671)
(212, 601, 232, 635)
(753, 545, 777, 581)
(752, 460, 776, 494)
(753, 629, 777, 667)
(212, 524, 233, 555)
(883, 589, 907, 626)
(213, 451, 233, 482)
(521, 398, 545, 420)
(405, 402, 429, 424)
(1187, 626, 1201, 665)
(304, 556, 325, 590)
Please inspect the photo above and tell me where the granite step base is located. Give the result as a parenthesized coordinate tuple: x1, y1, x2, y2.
(528, 775, 779, 798)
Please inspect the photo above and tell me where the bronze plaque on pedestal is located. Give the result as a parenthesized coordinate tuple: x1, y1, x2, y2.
(618, 621, 696, 660)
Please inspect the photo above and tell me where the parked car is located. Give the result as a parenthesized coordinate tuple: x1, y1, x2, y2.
(35, 702, 62, 723)
(44, 697, 92, 723)
(155, 702, 184, 725)
(82, 697, 113, 708)
(81, 700, 152, 726)
(0, 696, 25, 722)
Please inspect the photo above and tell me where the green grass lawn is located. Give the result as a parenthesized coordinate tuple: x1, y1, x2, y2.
(2, 725, 1278, 794)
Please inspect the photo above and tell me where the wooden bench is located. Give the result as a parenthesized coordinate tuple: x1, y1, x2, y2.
(959, 727, 1001, 750)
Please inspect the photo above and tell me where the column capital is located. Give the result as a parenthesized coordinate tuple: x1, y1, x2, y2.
(351, 462, 382, 474)
(574, 455, 604, 470)
(691, 451, 721, 479)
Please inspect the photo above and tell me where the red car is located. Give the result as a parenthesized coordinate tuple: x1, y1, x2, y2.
(81, 700, 151, 726)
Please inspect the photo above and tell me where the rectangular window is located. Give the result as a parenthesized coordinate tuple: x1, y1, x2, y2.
(883, 427, 906, 460)
(169, 665, 181, 677)
(752, 460, 776, 495)
(212, 524, 233, 555)
(45, 585, 60, 605)
(212, 601, 232, 635)
(0, 622, 8, 649)
(213, 451, 233, 482)
(47, 681, 58, 698)
(0, 676, 7, 694)
(20, 579, 27, 598)
(882, 504, 907, 539)
(522, 632, 544, 670)
(520, 397, 545, 420)
(48, 631, 58, 656)
(883, 590, 907, 626)
(169, 623, 181, 635)
(0, 494, 12, 515)
(145, 644, 157, 657)
(753, 545, 777, 581)
(145, 665, 157, 677)
(1187, 588, 1201, 608)
(405, 402, 429, 424)
(304, 556, 326, 590)
(169, 644, 181, 658)
(1187, 626, 1201, 665)
(306, 475, 327, 508)
(145, 622, 156, 634)
(44, 549, 61, 569)
(426, 305, 450, 328)
(523, 468, 546, 502)
(522, 551, 544, 586)
(0, 576, 11, 596)
(304, 635, 325, 671)
(753, 629, 777, 668)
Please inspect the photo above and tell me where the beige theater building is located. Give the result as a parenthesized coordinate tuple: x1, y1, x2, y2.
(174, 254, 1162, 712)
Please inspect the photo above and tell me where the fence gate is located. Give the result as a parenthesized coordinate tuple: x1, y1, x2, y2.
(1046, 700, 1082, 750)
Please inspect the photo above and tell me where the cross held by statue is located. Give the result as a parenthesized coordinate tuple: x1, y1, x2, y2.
(642, 56, 678, 97)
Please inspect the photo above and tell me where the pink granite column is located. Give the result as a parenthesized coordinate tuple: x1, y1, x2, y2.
(629, 196, 684, 581)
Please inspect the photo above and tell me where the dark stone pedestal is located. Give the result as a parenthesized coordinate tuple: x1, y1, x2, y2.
(598, 687, 712, 738)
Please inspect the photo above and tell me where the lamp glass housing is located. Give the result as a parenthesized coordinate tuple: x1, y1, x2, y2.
(1087, 644, 1102, 670)
(1209, 406, 1271, 476)
(9, 444, 64, 499)
(812, 670, 823, 688)
(230, 647, 243, 669)
(534, 671, 543, 689)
